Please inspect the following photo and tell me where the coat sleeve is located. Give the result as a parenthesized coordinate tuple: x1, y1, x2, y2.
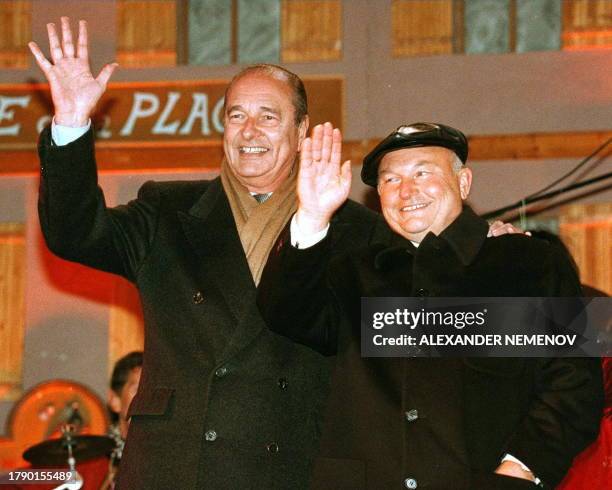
(257, 225, 340, 356)
(503, 245, 604, 488)
(38, 126, 160, 282)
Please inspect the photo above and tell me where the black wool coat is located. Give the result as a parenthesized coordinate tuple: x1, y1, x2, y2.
(37, 127, 390, 489)
(258, 206, 604, 490)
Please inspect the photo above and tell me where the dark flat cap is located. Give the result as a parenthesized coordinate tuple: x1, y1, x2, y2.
(361, 122, 468, 186)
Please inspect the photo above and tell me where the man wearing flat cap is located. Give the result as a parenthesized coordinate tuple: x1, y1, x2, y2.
(258, 123, 603, 489)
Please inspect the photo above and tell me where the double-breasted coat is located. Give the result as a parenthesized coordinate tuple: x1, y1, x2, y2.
(258, 207, 604, 489)
(37, 128, 390, 489)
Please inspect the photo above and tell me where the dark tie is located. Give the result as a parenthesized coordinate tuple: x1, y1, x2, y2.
(253, 193, 272, 204)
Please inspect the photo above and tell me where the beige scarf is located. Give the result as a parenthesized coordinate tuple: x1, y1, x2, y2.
(221, 158, 297, 285)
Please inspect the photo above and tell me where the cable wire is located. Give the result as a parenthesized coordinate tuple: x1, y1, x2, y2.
(524, 137, 611, 200)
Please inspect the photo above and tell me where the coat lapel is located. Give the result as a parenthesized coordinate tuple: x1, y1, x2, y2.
(178, 179, 264, 362)
(178, 185, 360, 363)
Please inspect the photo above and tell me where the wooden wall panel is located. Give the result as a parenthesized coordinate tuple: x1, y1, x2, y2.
(563, 0, 612, 50)
(281, 0, 342, 62)
(0, 1, 31, 69)
(0, 223, 25, 401)
(108, 278, 144, 378)
(560, 203, 612, 295)
(464, 130, 612, 161)
(344, 130, 612, 166)
(116, 0, 177, 67)
(392, 0, 454, 57)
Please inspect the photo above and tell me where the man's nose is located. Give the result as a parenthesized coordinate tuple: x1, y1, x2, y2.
(241, 117, 259, 140)
(399, 178, 417, 199)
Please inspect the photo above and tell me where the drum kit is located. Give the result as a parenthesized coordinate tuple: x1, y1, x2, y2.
(21, 425, 120, 490)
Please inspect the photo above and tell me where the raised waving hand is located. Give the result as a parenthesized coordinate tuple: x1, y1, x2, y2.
(296, 122, 352, 234)
(28, 17, 117, 127)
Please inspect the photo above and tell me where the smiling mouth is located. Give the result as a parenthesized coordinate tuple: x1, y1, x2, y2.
(239, 146, 268, 154)
(401, 203, 429, 212)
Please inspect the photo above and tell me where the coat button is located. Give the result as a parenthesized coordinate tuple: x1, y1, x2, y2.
(404, 478, 417, 489)
(204, 429, 217, 442)
(215, 366, 228, 378)
(405, 409, 419, 422)
(193, 291, 204, 304)
(266, 442, 279, 453)
(277, 378, 288, 390)
(415, 288, 429, 297)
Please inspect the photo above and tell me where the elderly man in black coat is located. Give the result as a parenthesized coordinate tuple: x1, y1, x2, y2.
(258, 123, 603, 489)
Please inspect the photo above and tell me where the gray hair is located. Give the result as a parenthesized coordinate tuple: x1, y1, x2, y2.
(451, 153, 464, 173)
(224, 64, 308, 126)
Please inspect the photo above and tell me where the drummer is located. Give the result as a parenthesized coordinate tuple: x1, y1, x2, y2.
(102, 351, 143, 489)
(108, 352, 143, 444)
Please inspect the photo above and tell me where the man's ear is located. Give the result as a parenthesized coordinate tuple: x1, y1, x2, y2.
(297, 115, 309, 150)
(108, 390, 121, 414)
(458, 167, 472, 200)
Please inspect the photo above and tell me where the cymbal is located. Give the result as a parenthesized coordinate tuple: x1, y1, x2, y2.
(23, 435, 115, 466)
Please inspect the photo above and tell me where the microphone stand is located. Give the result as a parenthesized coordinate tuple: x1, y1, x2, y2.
(52, 425, 83, 490)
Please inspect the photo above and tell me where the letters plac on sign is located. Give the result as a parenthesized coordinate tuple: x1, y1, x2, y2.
(0, 78, 343, 149)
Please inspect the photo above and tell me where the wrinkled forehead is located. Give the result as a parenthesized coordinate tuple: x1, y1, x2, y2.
(379, 146, 456, 174)
(225, 73, 294, 110)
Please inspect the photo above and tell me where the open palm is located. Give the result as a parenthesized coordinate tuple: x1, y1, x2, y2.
(28, 17, 117, 127)
(297, 122, 352, 229)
